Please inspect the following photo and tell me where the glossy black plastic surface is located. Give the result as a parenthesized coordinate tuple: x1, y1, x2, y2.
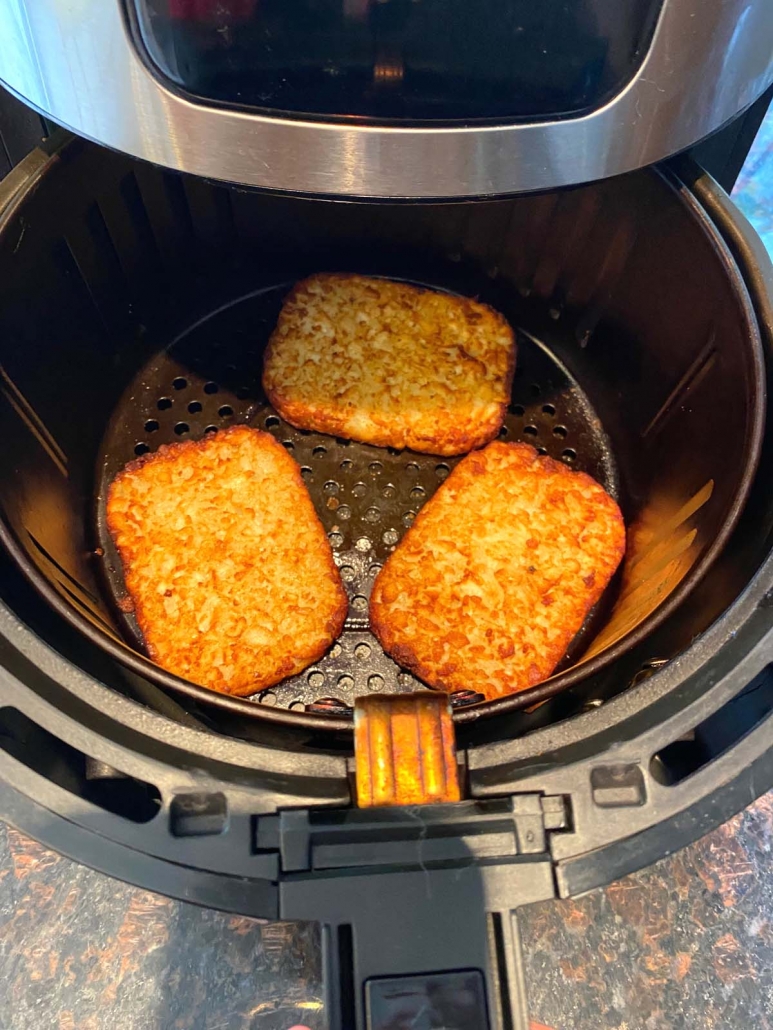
(366, 971, 489, 1030)
(130, 0, 663, 122)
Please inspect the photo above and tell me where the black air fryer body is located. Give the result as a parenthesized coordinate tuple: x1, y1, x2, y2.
(2, 4, 773, 1028)
(1, 130, 773, 1028)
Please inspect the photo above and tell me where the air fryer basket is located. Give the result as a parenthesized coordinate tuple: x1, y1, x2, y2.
(0, 137, 764, 733)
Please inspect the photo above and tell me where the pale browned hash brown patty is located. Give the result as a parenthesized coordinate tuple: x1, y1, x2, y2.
(370, 442, 625, 700)
(106, 425, 347, 696)
(262, 273, 516, 456)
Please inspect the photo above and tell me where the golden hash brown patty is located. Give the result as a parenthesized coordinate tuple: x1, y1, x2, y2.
(370, 442, 625, 699)
(106, 425, 347, 696)
(262, 273, 516, 456)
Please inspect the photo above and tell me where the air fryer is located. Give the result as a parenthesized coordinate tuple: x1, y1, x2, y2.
(0, 4, 773, 1027)
(1, 127, 773, 1029)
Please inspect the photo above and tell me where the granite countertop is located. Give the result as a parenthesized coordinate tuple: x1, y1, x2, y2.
(1, 790, 772, 1029)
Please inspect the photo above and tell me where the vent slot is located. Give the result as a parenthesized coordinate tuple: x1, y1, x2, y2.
(650, 665, 773, 786)
(336, 923, 356, 1030)
(26, 530, 98, 605)
(0, 707, 161, 823)
(118, 171, 165, 287)
(85, 200, 129, 297)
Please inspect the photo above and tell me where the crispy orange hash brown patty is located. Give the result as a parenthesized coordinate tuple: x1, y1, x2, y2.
(106, 425, 347, 696)
(262, 273, 516, 456)
(370, 442, 625, 699)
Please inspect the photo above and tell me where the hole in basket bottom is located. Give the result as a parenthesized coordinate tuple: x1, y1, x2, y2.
(0, 707, 160, 823)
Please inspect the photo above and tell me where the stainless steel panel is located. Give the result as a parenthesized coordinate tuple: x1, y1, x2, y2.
(0, 0, 772, 197)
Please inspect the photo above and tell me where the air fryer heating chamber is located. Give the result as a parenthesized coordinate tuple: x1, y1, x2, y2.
(0, 135, 764, 731)
(2, 136, 773, 1029)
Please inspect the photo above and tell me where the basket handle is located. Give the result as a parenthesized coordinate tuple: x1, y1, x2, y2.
(307, 691, 538, 1029)
(353, 691, 461, 807)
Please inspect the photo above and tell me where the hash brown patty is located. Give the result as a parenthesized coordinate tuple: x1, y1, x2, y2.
(106, 425, 347, 696)
(262, 273, 516, 456)
(370, 442, 625, 699)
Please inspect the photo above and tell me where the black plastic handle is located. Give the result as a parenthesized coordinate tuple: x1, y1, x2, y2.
(286, 861, 555, 1029)
(276, 802, 560, 1029)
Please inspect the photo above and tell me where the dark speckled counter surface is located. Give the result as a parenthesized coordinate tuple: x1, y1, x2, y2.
(2, 795, 773, 1030)
(4, 109, 773, 1030)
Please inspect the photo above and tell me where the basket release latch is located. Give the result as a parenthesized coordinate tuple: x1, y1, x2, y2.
(353, 691, 461, 807)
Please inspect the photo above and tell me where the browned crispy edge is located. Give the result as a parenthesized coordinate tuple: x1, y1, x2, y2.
(262, 273, 517, 456)
(106, 424, 348, 695)
(369, 442, 626, 697)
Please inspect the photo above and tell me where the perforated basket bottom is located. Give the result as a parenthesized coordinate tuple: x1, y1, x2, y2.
(95, 281, 619, 714)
